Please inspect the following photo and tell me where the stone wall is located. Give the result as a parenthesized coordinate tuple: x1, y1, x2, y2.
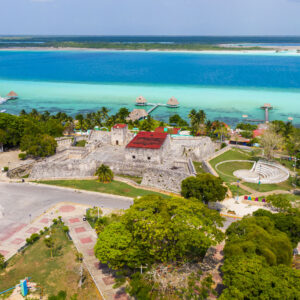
(141, 167, 190, 193)
(7, 161, 36, 178)
(170, 136, 216, 161)
(30, 160, 98, 179)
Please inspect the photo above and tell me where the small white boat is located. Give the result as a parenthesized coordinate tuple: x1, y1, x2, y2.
(0, 109, 6, 113)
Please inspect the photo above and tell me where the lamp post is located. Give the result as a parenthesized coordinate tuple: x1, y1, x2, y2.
(236, 180, 240, 203)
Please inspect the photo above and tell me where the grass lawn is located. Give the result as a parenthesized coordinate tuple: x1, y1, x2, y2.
(229, 184, 249, 197)
(117, 174, 143, 184)
(0, 225, 100, 299)
(193, 161, 206, 174)
(243, 180, 293, 192)
(38, 179, 170, 198)
(209, 149, 255, 183)
(217, 161, 254, 183)
(274, 157, 300, 173)
(209, 148, 252, 169)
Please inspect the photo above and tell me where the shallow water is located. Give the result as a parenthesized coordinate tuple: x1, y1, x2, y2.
(0, 50, 299, 126)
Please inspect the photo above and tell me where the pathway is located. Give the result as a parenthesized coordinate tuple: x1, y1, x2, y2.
(0, 202, 129, 300)
(0, 182, 132, 236)
(232, 181, 291, 197)
(64, 208, 128, 300)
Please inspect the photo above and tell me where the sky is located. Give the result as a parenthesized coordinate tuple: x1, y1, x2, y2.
(1, 0, 300, 35)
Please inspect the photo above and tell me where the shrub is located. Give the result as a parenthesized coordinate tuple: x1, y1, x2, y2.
(3, 166, 8, 172)
(0, 253, 5, 269)
(62, 226, 69, 233)
(75, 140, 86, 147)
(26, 233, 40, 245)
(18, 153, 27, 160)
(221, 142, 227, 149)
(52, 218, 58, 225)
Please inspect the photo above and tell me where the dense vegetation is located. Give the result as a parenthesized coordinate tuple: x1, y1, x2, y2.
(221, 207, 300, 299)
(94, 195, 224, 298)
(181, 173, 227, 204)
(0, 39, 267, 51)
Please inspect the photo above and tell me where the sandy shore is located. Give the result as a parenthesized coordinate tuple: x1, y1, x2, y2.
(220, 44, 300, 51)
(0, 46, 281, 55)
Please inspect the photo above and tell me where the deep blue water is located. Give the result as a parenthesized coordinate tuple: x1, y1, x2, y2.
(1, 50, 300, 89)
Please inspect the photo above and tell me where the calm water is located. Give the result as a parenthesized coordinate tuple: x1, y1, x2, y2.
(0, 50, 300, 126)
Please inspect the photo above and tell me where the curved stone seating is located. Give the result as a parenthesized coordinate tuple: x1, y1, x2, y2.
(234, 160, 289, 184)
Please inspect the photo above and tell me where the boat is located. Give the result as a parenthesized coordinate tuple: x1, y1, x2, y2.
(0, 109, 6, 113)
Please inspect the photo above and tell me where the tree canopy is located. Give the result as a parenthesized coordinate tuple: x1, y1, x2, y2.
(220, 255, 300, 300)
(224, 215, 293, 266)
(181, 173, 227, 204)
(94, 195, 224, 270)
(95, 164, 114, 183)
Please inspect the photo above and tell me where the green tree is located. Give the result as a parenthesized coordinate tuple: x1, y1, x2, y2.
(140, 115, 155, 131)
(221, 255, 300, 300)
(75, 114, 84, 130)
(188, 109, 207, 135)
(169, 114, 188, 127)
(253, 208, 300, 248)
(224, 216, 293, 266)
(20, 134, 57, 157)
(0, 253, 5, 269)
(0, 129, 6, 151)
(95, 164, 114, 183)
(94, 195, 224, 270)
(181, 173, 227, 204)
(44, 236, 55, 258)
(266, 194, 292, 212)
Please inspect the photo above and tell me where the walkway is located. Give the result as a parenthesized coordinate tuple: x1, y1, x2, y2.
(0, 182, 132, 236)
(0, 202, 129, 300)
(232, 181, 291, 197)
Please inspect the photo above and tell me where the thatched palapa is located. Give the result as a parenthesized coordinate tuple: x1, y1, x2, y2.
(7, 91, 18, 100)
(167, 97, 179, 108)
(135, 96, 147, 106)
(126, 109, 148, 122)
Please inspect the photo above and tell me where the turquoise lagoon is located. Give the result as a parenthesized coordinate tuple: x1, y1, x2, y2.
(0, 50, 300, 125)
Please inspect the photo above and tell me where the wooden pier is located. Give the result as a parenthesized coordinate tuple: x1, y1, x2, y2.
(146, 103, 167, 114)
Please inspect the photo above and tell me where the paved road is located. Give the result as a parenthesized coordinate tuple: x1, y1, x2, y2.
(0, 182, 133, 234)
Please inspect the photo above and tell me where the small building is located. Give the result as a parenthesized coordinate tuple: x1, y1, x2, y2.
(155, 127, 181, 135)
(126, 109, 148, 122)
(125, 131, 171, 164)
(135, 96, 147, 106)
(167, 97, 179, 108)
(229, 134, 251, 146)
(111, 124, 128, 146)
(7, 91, 18, 100)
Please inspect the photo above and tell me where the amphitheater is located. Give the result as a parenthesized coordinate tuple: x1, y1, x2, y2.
(233, 160, 290, 184)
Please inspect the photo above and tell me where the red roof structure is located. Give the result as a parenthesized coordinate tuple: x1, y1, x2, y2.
(253, 129, 265, 138)
(126, 132, 168, 149)
(155, 127, 180, 134)
(113, 124, 127, 129)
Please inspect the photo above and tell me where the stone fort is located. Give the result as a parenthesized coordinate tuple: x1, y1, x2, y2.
(30, 125, 217, 193)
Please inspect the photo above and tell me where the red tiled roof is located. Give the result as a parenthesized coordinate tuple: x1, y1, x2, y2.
(253, 129, 265, 138)
(155, 127, 180, 134)
(126, 132, 168, 149)
(113, 124, 127, 129)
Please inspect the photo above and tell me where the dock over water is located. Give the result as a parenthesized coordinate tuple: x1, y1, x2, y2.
(146, 103, 167, 114)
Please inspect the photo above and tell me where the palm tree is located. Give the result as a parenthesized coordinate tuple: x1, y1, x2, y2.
(95, 164, 114, 183)
(198, 110, 206, 124)
(100, 107, 110, 123)
(75, 114, 84, 130)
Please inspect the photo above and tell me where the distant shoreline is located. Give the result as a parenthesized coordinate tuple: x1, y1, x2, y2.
(0, 46, 281, 55)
